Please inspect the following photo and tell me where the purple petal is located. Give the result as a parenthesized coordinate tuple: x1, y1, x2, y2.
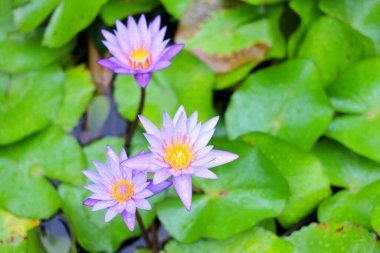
(92, 200, 116, 211)
(82, 170, 101, 184)
(190, 155, 215, 167)
(173, 174, 192, 211)
(153, 168, 171, 185)
(189, 123, 201, 145)
(105, 206, 119, 222)
(120, 148, 128, 162)
(97, 58, 119, 71)
(203, 150, 239, 168)
(173, 105, 186, 125)
(93, 161, 112, 183)
(144, 133, 162, 150)
(193, 168, 218, 179)
(115, 20, 132, 53)
(146, 180, 172, 195)
(121, 152, 154, 171)
(175, 110, 187, 135)
(89, 192, 113, 201)
(132, 172, 148, 186)
(83, 198, 99, 207)
(122, 211, 136, 231)
(134, 73, 152, 88)
(149, 16, 161, 36)
(114, 68, 135, 75)
(160, 44, 184, 61)
(138, 115, 161, 138)
(195, 145, 214, 160)
(201, 116, 219, 133)
(152, 61, 172, 71)
(101, 29, 117, 44)
(125, 200, 137, 214)
(133, 189, 154, 199)
(84, 184, 108, 193)
(193, 129, 215, 152)
(187, 111, 198, 132)
(134, 182, 150, 194)
(127, 16, 140, 47)
(135, 199, 152, 210)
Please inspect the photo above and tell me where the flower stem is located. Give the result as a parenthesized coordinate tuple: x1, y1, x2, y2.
(125, 87, 146, 151)
(152, 220, 158, 253)
(136, 210, 152, 248)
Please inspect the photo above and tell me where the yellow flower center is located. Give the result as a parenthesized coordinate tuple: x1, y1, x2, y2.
(164, 138, 194, 170)
(111, 179, 135, 203)
(129, 47, 152, 70)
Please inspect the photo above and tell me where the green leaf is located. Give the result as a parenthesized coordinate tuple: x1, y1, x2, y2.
(297, 16, 376, 85)
(0, 209, 40, 252)
(225, 59, 333, 150)
(319, 0, 380, 54)
(287, 0, 321, 58)
(326, 57, 380, 162)
(0, 31, 73, 74)
(164, 227, 294, 253)
(318, 180, 380, 229)
(13, 0, 60, 33)
(43, 0, 107, 48)
(214, 63, 254, 90)
(0, 65, 64, 145)
(242, 0, 287, 5)
(241, 132, 331, 227)
(160, 0, 191, 20)
(157, 138, 289, 242)
(177, 3, 285, 73)
(0, 159, 61, 219)
(312, 139, 380, 190)
(288, 222, 380, 253)
(0, 0, 13, 39)
(100, 0, 160, 26)
(114, 50, 215, 126)
(56, 65, 95, 132)
(370, 197, 380, 235)
(86, 95, 111, 136)
(0, 127, 86, 186)
(84, 137, 124, 167)
(58, 184, 155, 253)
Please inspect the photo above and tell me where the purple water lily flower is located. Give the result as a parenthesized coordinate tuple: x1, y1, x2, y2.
(121, 106, 239, 211)
(98, 15, 184, 88)
(82, 146, 171, 231)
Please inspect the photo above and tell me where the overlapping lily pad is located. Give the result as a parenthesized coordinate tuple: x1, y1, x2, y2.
(0, 65, 64, 145)
(157, 138, 289, 242)
(241, 132, 331, 228)
(165, 227, 294, 253)
(326, 57, 380, 162)
(226, 59, 333, 150)
(312, 139, 380, 190)
(114, 50, 215, 126)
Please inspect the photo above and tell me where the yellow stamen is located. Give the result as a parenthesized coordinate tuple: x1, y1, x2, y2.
(164, 137, 194, 170)
(129, 47, 152, 70)
(111, 179, 135, 203)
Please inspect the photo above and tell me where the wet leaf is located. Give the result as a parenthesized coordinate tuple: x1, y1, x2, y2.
(160, 0, 191, 20)
(225, 59, 333, 150)
(242, 132, 331, 228)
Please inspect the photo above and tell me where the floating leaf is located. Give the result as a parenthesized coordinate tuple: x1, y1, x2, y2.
(243, 0, 287, 5)
(100, 0, 160, 26)
(13, 0, 60, 33)
(84, 136, 124, 167)
(214, 63, 254, 90)
(370, 198, 380, 235)
(0, 209, 40, 252)
(0, 127, 86, 186)
(0, 65, 64, 145)
(288, 222, 380, 253)
(241, 132, 331, 227)
(226, 59, 333, 150)
(0, 31, 73, 74)
(43, 0, 107, 48)
(165, 227, 294, 253)
(318, 180, 380, 229)
(312, 139, 380, 190)
(176, 2, 285, 73)
(326, 57, 380, 162)
(114, 50, 215, 126)
(157, 138, 289, 242)
(160, 0, 191, 20)
(56, 65, 95, 132)
(297, 16, 376, 85)
(319, 0, 380, 54)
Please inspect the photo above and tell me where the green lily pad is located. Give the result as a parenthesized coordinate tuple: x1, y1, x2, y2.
(0, 127, 86, 186)
(225, 59, 333, 150)
(0, 0, 13, 39)
(312, 139, 380, 190)
(43, 0, 107, 48)
(243, 0, 287, 5)
(13, 0, 60, 33)
(56, 65, 95, 132)
(0, 209, 40, 252)
(114, 50, 215, 126)
(288, 222, 380, 253)
(326, 57, 380, 162)
(241, 132, 331, 228)
(164, 227, 294, 253)
(59, 184, 155, 253)
(287, 0, 321, 57)
(160, 0, 191, 20)
(176, 2, 285, 73)
(319, 0, 380, 54)
(318, 180, 380, 229)
(370, 197, 380, 235)
(84, 136, 124, 167)
(100, 0, 160, 26)
(297, 16, 376, 85)
(0, 65, 64, 145)
(0, 31, 74, 74)
(157, 138, 289, 243)
(214, 63, 254, 90)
